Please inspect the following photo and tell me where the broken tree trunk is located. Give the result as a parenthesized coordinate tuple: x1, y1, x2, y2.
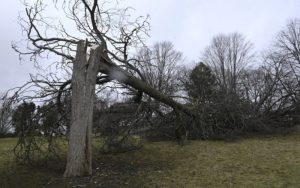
(63, 41, 100, 177)
(64, 43, 194, 177)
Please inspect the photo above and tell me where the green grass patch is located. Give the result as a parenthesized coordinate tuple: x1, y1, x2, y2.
(1, 132, 300, 187)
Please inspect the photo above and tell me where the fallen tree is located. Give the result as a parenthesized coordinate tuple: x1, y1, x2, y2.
(96, 45, 194, 117)
(13, 0, 194, 177)
(64, 40, 194, 177)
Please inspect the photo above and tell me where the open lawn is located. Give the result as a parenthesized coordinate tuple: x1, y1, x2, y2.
(1, 132, 300, 187)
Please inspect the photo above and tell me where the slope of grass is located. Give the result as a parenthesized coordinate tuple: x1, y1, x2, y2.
(1, 132, 300, 187)
(129, 134, 300, 187)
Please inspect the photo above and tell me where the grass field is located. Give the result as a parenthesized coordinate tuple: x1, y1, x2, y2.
(1, 132, 300, 187)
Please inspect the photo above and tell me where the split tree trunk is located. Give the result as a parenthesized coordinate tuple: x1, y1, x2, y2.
(63, 41, 194, 177)
(63, 41, 100, 177)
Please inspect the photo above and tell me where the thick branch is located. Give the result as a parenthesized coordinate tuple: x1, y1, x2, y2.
(96, 48, 194, 117)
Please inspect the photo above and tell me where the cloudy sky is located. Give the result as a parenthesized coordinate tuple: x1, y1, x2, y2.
(0, 0, 300, 93)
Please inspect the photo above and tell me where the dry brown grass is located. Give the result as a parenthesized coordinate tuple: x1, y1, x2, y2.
(1, 132, 300, 187)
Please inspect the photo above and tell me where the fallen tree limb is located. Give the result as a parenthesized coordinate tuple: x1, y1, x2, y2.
(96, 47, 195, 117)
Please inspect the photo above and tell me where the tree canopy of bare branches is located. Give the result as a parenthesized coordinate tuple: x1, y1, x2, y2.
(202, 33, 254, 95)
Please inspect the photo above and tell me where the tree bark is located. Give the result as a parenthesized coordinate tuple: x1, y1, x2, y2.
(63, 41, 99, 177)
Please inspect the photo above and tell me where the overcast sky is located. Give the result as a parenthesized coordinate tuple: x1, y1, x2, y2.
(0, 0, 300, 93)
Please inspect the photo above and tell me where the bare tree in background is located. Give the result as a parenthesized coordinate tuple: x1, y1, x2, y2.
(274, 19, 300, 107)
(202, 33, 254, 95)
(136, 41, 183, 96)
(237, 18, 300, 125)
(134, 41, 183, 114)
(240, 68, 266, 104)
(239, 57, 283, 114)
(257, 18, 300, 120)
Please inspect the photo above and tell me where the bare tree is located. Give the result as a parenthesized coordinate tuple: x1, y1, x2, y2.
(274, 19, 300, 106)
(258, 18, 300, 119)
(136, 41, 183, 97)
(14, 0, 193, 177)
(239, 57, 283, 114)
(240, 68, 266, 104)
(133, 41, 184, 115)
(202, 33, 254, 94)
